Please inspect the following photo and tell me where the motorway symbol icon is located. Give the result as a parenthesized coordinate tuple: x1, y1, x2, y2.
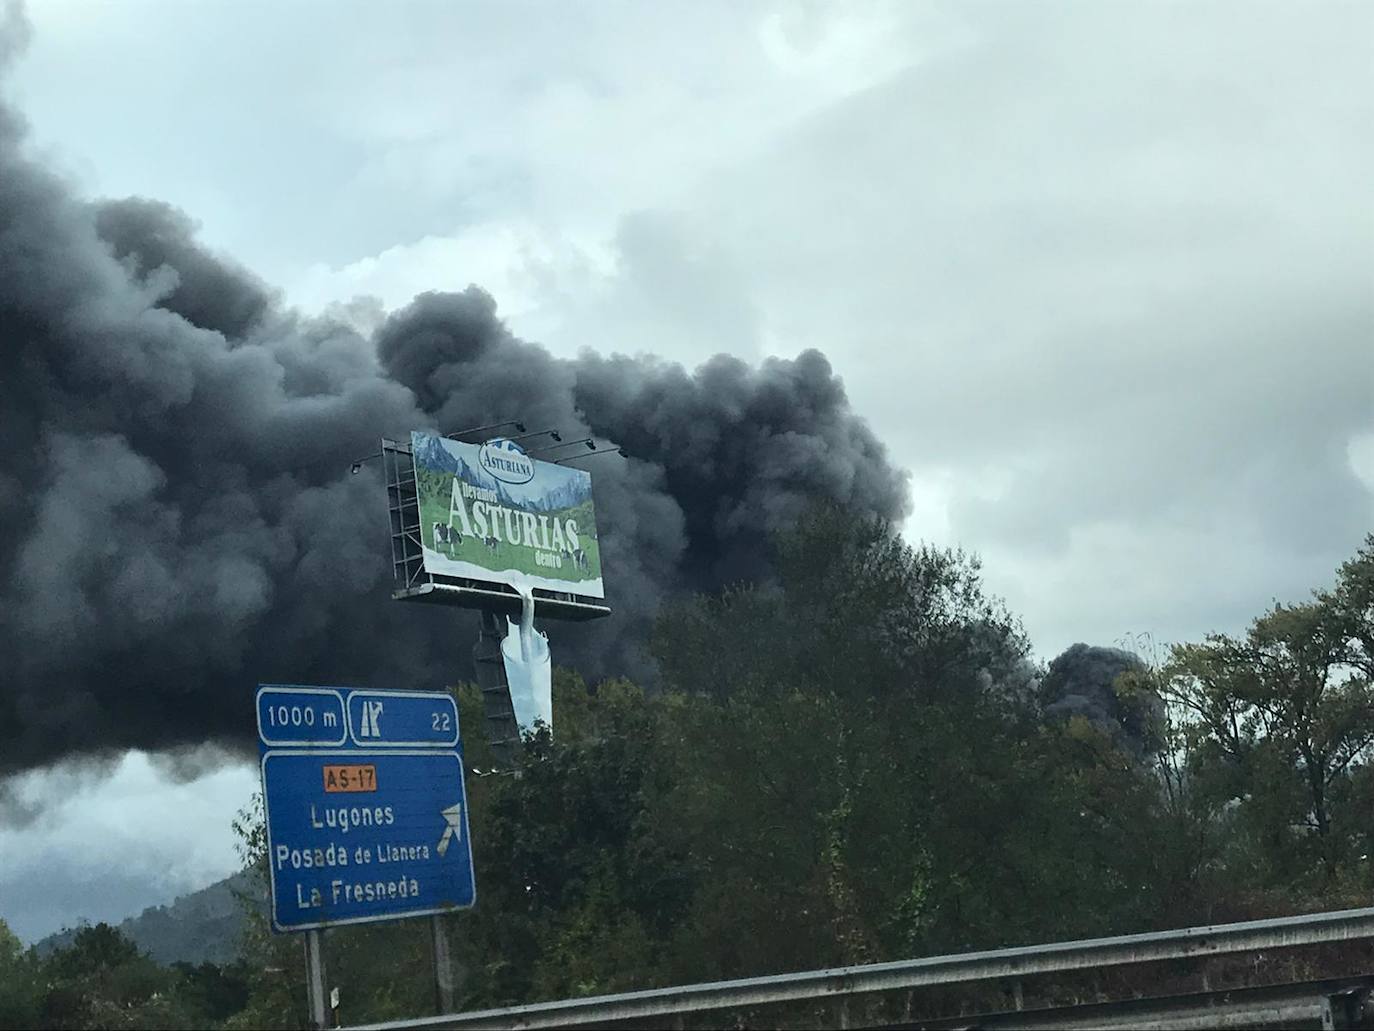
(357, 699, 384, 738)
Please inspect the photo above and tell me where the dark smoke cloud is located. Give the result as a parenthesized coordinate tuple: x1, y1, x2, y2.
(95, 198, 276, 340)
(0, 31, 908, 778)
(1038, 643, 1162, 756)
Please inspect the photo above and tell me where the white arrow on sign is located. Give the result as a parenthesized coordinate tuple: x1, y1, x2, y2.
(436, 803, 463, 857)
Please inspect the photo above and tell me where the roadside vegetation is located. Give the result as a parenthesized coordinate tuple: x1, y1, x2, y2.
(4, 509, 1371, 1028)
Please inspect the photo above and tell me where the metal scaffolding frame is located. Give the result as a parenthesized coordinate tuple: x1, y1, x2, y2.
(385, 437, 428, 591)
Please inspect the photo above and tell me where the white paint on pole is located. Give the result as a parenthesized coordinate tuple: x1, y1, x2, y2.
(431, 914, 456, 1014)
(304, 928, 329, 1030)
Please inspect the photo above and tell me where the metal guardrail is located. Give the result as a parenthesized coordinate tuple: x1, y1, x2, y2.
(352, 906, 1374, 1030)
(907, 976, 1374, 1030)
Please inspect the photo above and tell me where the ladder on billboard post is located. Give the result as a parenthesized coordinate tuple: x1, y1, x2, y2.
(472, 608, 522, 767)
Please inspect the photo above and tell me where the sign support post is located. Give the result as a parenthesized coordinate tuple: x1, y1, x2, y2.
(431, 913, 456, 1013)
(304, 928, 329, 1029)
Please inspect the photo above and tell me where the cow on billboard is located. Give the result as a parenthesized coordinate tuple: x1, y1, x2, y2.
(432, 522, 463, 552)
(410, 431, 605, 599)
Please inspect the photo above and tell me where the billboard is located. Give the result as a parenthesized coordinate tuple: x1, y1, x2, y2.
(410, 431, 604, 598)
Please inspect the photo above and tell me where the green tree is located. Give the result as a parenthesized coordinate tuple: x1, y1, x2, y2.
(170, 961, 250, 1023)
(0, 918, 42, 1030)
(1107, 639, 1236, 928)
(1164, 539, 1374, 890)
(224, 793, 306, 1030)
(39, 923, 190, 1030)
(650, 508, 1171, 965)
(1330, 534, 1374, 679)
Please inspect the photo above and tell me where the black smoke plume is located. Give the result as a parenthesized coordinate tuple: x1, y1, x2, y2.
(0, 22, 908, 777)
(1038, 643, 1162, 757)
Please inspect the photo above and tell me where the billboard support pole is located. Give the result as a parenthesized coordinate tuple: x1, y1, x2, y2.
(304, 928, 329, 1030)
(431, 913, 456, 1013)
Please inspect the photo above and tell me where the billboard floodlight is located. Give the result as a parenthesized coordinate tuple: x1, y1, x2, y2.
(444, 420, 526, 441)
(349, 450, 382, 474)
(528, 437, 597, 457)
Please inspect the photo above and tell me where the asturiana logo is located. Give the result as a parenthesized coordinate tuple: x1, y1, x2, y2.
(478, 438, 535, 484)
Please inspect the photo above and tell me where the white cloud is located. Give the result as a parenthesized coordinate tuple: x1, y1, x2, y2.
(263, 0, 947, 323)
(0, 752, 257, 942)
(758, 0, 951, 87)
(293, 220, 578, 323)
(1350, 432, 1374, 495)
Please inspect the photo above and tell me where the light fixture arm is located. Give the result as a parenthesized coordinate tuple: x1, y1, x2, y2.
(528, 437, 596, 457)
(444, 419, 527, 441)
(507, 428, 562, 446)
(349, 450, 382, 474)
(556, 447, 626, 465)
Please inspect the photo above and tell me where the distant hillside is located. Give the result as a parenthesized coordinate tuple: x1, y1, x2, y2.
(36, 871, 266, 967)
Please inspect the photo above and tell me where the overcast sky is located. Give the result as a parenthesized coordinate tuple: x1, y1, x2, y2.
(2, 0, 1371, 943)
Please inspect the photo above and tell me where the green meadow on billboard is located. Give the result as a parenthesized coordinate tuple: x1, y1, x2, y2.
(411, 431, 604, 598)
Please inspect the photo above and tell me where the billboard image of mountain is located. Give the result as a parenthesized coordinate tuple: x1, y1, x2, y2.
(411, 431, 604, 598)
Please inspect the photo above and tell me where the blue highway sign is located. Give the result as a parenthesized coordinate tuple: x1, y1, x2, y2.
(256, 685, 475, 932)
